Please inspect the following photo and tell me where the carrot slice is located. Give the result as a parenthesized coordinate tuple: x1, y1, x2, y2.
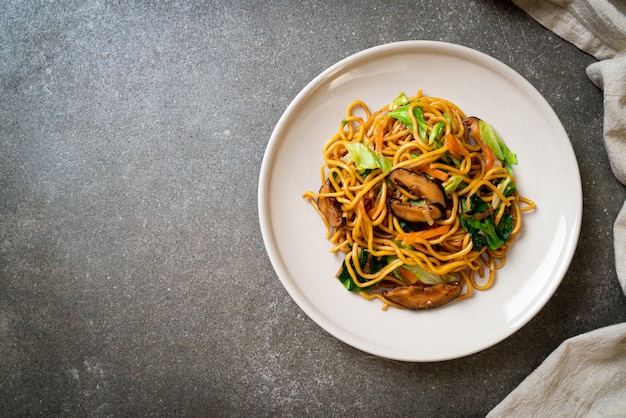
(418, 164, 448, 182)
(374, 122, 384, 152)
(444, 133, 470, 159)
(476, 137, 495, 172)
(396, 224, 451, 244)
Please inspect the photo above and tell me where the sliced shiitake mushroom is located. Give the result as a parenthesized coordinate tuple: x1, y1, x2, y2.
(383, 281, 462, 309)
(463, 116, 481, 143)
(388, 168, 446, 208)
(318, 179, 343, 227)
(388, 199, 445, 224)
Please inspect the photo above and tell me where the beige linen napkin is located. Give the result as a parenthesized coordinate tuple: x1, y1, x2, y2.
(511, 0, 626, 293)
(489, 1, 626, 416)
(488, 323, 626, 417)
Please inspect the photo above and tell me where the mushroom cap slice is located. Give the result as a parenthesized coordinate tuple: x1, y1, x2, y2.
(389, 168, 446, 208)
(463, 116, 481, 143)
(389, 199, 445, 224)
(383, 281, 462, 309)
(318, 179, 343, 227)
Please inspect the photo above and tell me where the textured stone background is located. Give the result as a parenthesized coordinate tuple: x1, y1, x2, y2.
(1, 1, 625, 416)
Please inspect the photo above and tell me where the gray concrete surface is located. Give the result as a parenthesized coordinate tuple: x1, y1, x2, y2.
(1, 0, 625, 416)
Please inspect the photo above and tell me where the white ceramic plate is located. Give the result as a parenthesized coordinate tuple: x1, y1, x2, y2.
(258, 41, 582, 362)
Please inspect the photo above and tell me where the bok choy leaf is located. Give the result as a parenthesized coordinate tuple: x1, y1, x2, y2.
(460, 194, 514, 250)
(336, 249, 387, 292)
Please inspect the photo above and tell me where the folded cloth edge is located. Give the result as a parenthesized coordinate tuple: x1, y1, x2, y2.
(511, 0, 626, 60)
(615, 201, 626, 295)
(586, 53, 626, 294)
(487, 322, 626, 417)
(491, 2, 626, 416)
(511, 0, 626, 296)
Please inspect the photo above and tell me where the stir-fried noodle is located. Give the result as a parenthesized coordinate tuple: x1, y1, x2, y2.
(302, 90, 535, 310)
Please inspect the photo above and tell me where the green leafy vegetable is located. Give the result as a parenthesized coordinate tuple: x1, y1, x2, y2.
(388, 102, 427, 141)
(336, 249, 387, 292)
(391, 261, 455, 285)
(460, 216, 503, 250)
(429, 121, 445, 146)
(502, 179, 516, 197)
(491, 178, 516, 209)
(343, 142, 392, 173)
(479, 120, 518, 170)
(392, 92, 409, 108)
(498, 212, 514, 241)
(464, 194, 489, 215)
(444, 175, 466, 195)
(460, 194, 514, 250)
